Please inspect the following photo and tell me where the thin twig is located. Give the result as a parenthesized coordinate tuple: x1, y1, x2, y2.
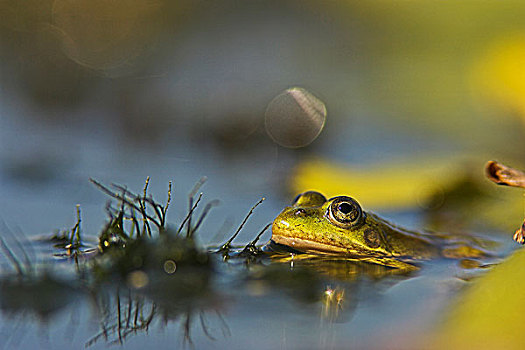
(143, 177, 150, 199)
(240, 223, 272, 257)
(177, 193, 203, 236)
(219, 198, 265, 251)
(72, 205, 82, 245)
(188, 177, 207, 237)
(129, 208, 141, 238)
(141, 178, 153, 236)
(163, 181, 172, 224)
(146, 197, 163, 224)
(90, 179, 162, 228)
(249, 222, 272, 247)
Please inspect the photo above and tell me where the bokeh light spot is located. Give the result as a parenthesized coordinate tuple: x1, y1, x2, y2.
(265, 87, 327, 148)
(127, 270, 149, 289)
(51, 0, 162, 72)
(163, 260, 177, 274)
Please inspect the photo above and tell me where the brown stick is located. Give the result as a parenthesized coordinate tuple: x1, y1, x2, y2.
(485, 160, 525, 188)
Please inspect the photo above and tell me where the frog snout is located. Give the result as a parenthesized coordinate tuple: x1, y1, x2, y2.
(271, 214, 292, 236)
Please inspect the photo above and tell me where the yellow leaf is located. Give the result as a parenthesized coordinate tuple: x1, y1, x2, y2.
(291, 157, 464, 210)
(430, 248, 525, 350)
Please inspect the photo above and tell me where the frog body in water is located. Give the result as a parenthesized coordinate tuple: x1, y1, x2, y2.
(270, 191, 492, 269)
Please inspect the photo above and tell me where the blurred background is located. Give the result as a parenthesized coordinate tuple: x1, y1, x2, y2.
(2, 2, 525, 349)
(1, 0, 525, 239)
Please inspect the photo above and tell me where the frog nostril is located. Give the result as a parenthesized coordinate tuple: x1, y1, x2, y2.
(294, 209, 306, 216)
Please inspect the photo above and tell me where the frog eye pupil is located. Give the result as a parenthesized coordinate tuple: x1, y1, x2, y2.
(337, 202, 352, 214)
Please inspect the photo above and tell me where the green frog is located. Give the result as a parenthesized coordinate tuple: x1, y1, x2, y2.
(270, 191, 493, 269)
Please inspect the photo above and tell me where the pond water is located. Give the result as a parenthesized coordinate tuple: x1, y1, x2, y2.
(0, 108, 515, 349)
(0, 230, 503, 350)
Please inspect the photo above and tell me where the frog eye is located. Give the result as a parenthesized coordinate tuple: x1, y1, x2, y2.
(327, 196, 364, 228)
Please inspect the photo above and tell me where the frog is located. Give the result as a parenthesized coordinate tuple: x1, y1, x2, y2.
(270, 191, 493, 269)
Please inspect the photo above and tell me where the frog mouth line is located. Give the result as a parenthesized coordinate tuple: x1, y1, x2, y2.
(271, 234, 357, 255)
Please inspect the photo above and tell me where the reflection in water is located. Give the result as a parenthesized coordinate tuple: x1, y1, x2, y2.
(85, 285, 228, 347)
(0, 274, 78, 320)
(0, 223, 79, 321)
(0, 247, 413, 347)
(321, 285, 347, 323)
(0, 226, 82, 348)
(221, 246, 415, 325)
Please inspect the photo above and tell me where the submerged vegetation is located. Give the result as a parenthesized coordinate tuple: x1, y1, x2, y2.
(0, 178, 230, 346)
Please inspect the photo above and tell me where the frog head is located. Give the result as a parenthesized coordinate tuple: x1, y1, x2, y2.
(271, 191, 392, 257)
